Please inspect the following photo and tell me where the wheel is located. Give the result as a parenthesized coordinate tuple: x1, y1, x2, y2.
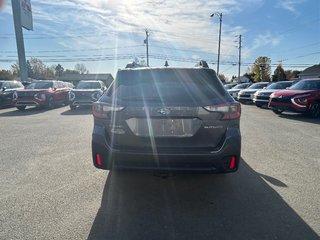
(272, 108, 283, 115)
(309, 102, 320, 118)
(47, 97, 55, 109)
(17, 106, 26, 111)
(70, 105, 77, 110)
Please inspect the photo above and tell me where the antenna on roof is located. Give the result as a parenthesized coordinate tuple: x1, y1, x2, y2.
(164, 60, 169, 67)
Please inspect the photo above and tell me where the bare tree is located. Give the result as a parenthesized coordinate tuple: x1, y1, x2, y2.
(74, 63, 88, 74)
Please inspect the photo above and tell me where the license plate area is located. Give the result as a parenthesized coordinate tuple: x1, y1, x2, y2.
(126, 118, 201, 137)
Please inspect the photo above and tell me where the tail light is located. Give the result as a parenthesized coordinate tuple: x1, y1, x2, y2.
(92, 102, 125, 119)
(203, 103, 241, 119)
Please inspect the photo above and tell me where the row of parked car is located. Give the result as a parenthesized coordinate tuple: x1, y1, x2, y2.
(0, 80, 107, 110)
(225, 78, 320, 118)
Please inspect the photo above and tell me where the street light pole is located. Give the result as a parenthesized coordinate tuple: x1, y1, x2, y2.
(211, 12, 223, 76)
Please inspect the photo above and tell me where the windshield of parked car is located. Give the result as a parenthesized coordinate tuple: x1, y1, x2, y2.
(26, 82, 53, 89)
(248, 83, 268, 89)
(289, 80, 320, 90)
(266, 82, 292, 90)
(224, 84, 236, 89)
(106, 69, 227, 105)
(232, 83, 250, 89)
(76, 82, 101, 89)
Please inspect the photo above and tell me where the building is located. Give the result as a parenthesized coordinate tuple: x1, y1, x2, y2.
(59, 73, 114, 86)
(299, 64, 320, 80)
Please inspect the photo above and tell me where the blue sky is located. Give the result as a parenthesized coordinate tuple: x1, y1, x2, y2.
(0, 0, 319, 79)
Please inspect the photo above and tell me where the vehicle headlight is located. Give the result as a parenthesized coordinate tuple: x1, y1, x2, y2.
(34, 93, 46, 101)
(69, 92, 75, 101)
(91, 92, 102, 101)
(291, 94, 310, 106)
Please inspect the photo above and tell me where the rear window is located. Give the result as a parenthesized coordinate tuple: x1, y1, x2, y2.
(106, 68, 228, 105)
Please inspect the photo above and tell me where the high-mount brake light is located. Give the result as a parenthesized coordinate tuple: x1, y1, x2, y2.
(203, 103, 241, 119)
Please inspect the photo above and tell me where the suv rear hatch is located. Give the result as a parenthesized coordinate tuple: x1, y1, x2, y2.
(94, 68, 239, 152)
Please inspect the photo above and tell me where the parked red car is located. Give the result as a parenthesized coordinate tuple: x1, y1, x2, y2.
(269, 78, 320, 118)
(14, 80, 72, 110)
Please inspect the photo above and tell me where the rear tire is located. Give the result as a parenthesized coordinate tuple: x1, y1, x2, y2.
(17, 106, 26, 111)
(309, 102, 320, 118)
(272, 109, 283, 115)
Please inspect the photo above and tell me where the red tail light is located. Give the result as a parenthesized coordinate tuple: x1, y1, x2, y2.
(229, 156, 236, 169)
(92, 102, 125, 119)
(203, 103, 241, 119)
(96, 154, 102, 166)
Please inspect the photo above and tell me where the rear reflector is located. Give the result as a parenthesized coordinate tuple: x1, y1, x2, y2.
(229, 156, 236, 169)
(96, 154, 102, 166)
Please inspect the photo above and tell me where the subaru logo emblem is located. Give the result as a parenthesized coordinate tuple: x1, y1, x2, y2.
(157, 108, 170, 115)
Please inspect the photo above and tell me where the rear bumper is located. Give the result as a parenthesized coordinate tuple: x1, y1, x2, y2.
(92, 127, 241, 173)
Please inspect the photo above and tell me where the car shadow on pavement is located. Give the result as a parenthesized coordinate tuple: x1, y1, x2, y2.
(278, 113, 320, 124)
(0, 107, 48, 116)
(60, 107, 92, 116)
(87, 160, 318, 240)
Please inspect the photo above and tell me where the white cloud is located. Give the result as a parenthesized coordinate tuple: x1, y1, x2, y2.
(242, 32, 283, 58)
(21, 0, 264, 57)
(275, 0, 305, 15)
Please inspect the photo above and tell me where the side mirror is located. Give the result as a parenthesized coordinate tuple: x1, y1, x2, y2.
(2, 87, 7, 91)
(52, 87, 57, 91)
(285, 87, 289, 90)
(263, 87, 266, 89)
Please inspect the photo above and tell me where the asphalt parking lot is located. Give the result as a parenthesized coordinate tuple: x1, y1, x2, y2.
(0, 105, 319, 240)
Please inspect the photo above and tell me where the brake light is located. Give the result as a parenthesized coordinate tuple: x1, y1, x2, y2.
(203, 103, 241, 119)
(92, 102, 125, 118)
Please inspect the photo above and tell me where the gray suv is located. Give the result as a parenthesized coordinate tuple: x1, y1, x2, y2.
(91, 64, 241, 173)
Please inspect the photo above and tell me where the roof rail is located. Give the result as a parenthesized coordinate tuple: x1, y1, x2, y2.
(195, 60, 209, 68)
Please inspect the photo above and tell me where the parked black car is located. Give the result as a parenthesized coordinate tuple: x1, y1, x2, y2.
(0, 80, 24, 108)
(92, 65, 241, 173)
(227, 83, 252, 99)
(253, 81, 294, 108)
(69, 80, 106, 110)
(237, 82, 270, 104)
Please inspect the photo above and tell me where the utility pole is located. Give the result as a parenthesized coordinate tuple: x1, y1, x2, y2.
(238, 34, 242, 83)
(144, 29, 150, 67)
(211, 12, 223, 75)
(12, 0, 28, 82)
